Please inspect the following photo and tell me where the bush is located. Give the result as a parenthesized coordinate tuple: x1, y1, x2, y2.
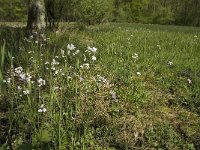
(152, 7, 175, 25)
(78, 0, 114, 25)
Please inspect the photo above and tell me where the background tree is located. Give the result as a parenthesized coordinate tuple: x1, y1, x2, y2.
(0, 0, 199, 27)
(27, 0, 46, 32)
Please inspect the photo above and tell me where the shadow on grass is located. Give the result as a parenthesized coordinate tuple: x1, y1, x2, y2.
(0, 25, 27, 54)
(0, 25, 27, 148)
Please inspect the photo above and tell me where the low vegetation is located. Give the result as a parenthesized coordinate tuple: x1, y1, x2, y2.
(0, 23, 200, 149)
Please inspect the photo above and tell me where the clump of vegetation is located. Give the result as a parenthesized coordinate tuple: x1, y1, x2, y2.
(78, 0, 114, 25)
(0, 22, 200, 149)
(0, 0, 200, 26)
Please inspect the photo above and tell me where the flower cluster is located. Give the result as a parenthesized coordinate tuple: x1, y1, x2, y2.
(24, 32, 49, 44)
(80, 63, 90, 69)
(38, 104, 47, 113)
(67, 43, 80, 56)
(50, 59, 60, 71)
(37, 78, 46, 87)
(23, 89, 30, 95)
(95, 75, 110, 87)
(86, 46, 97, 62)
(14, 66, 33, 83)
(87, 46, 97, 53)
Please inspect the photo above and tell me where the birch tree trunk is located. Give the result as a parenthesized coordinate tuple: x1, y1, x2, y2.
(27, 0, 46, 32)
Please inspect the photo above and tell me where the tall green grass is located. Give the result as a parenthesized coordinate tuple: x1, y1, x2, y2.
(0, 23, 200, 149)
(0, 40, 5, 82)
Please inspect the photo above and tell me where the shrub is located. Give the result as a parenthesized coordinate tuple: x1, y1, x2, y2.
(77, 0, 114, 25)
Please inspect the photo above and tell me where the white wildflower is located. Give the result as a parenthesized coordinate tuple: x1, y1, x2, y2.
(92, 55, 96, 61)
(54, 86, 60, 90)
(19, 73, 26, 81)
(80, 63, 90, 69)
(67, 50, 70, 55)
(38, 104, 47, 113)
(17, 86, 22, 91)
(83, 54, 87, 62)
(55, 70, 59, 75)
(23, 89, 30, 95)
(87, 46, 97, 53)
(136, 72, 141, 76)
(73, 50, 80, 56)
(6, 78, 11, 83)
(110, 90, 117, 100)
(51, 66, 56, 71)
(134, 132, 139, 140)
(61, 49, 65, 56)
(80, 77, 84, 82)
(51, 59, 59, 65)
(67, 76, 72, 80)
(14, 66, 23, 74)
(33, 31, 37, 35)
(97, 75, 107, 83)
(67, 43, 76, 50)
(157, 44, 161, 49)
(37, 78, 46, 87)
(29, 35, 33, 39)
(188, 78, 192, 84)
(132, 53, 139, 60)
(26, 73, 32, 83)
(167, 61, 173, 66)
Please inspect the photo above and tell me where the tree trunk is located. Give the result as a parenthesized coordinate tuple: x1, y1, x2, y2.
(27, 0, 46, 32)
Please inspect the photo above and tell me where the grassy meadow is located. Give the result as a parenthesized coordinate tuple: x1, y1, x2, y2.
(0, 23, 200, 149)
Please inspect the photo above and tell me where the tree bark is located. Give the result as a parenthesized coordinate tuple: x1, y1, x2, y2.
(27, 0, 46, 32)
